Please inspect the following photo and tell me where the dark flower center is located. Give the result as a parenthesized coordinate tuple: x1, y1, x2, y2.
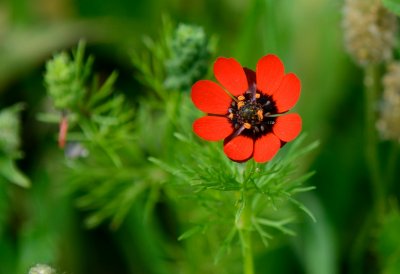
(227, 86, 277, 140)
(238, 103, 261, 123)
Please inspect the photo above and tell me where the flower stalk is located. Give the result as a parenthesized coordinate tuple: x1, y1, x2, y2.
(237, 165, 255, 274)
(239, 200, 255, 274)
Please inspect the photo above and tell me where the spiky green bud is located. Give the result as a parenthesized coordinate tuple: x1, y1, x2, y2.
(44, 41, 90, 110)
(164, 24, 213, 91)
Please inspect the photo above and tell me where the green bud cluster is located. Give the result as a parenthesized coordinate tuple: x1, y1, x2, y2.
(164, 24, 213, 91)
(44, 48, 87, 110)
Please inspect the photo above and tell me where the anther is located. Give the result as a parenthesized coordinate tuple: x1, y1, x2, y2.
(228, 113, 234, 119)
(260, 125, 265, 131)
(257, 110, 264, 121)
(244, 123, 252, 129)
(238, 101, 245, 109)
(255, 93, 261, 99)
(264, 112, 271, 117)
(238, 95, 245, 101)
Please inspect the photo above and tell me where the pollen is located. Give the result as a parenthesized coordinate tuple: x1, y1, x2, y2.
(255, 93, 261, 99)
(238, 95, 245, 101)
(237, 101, 245, 109)
(228, 113, 234, 119)
(244, 123, 251, 129)
(257, 110, 264, 121)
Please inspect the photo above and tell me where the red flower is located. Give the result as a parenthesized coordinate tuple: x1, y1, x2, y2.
(191, 54, 302, 163)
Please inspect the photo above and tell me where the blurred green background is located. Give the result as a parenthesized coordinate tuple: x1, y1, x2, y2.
(1, 0, 399, 273)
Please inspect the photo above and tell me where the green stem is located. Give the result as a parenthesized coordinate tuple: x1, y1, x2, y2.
(364, 65, 384, 216)
(238, 169, 255, 274)
(386, 142, 399, 189)
(239, 200, 254, 274)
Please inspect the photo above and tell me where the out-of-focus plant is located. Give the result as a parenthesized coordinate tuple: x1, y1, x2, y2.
(343, 1, 400, 273)
(377, 206, 400, 274)
(42, 41, 144, 229)
(28, 264, 56, 274)
(0, 104, 30, 188)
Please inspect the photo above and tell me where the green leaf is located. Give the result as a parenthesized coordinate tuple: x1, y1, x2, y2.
(383, 0, 400, 16)
(0, 157, 30, 187)
(178, 225, 204, 241)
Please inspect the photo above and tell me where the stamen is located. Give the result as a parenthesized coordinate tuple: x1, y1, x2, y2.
(256, 93, 260, 99)
(228, 113, 234, 119)
(250, 83, 257, 102)
(244, 123, 251, 129)
(238, 101, 245, 109)
(257, 110, 264, 121)
(238, 95, 245, 101)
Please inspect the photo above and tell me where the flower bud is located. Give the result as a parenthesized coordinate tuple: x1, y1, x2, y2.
(45, 52, 78, 109)
(343, 0, 397, 66)
(164, 24, 213, 91)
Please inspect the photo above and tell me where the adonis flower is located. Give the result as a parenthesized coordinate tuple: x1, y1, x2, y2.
(191, 55, 302, 163)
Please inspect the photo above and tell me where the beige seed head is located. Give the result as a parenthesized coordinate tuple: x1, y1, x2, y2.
(377, 62, 400, 142)
(343, 0, 397, 66)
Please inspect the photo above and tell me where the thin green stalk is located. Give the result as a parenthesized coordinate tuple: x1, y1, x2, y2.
(239, 199, 254, 274)
(238, 170, 255, 274)
(386, 142, 399, 188)
(364, 65, 384, 216)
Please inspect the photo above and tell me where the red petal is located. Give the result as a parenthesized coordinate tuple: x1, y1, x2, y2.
(214, 57, 248, 96)
(273, 113, 302, 142)
(273, 73, 301, 113)
(256, 54, 285, 96)
(191, 80, 232, 115)
(253, 133, 281, 163)
(223, 135, 253, 161)
(193, 116, 233, 141)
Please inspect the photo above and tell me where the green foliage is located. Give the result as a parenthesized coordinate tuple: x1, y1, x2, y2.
(43, 42, 143, 229)
(0, 104, 30, 187)
(164, 23, 215, 91)
(377, 208, 400, 274)
(150, 132, 318, 259)
(383, 0, 400, 16)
